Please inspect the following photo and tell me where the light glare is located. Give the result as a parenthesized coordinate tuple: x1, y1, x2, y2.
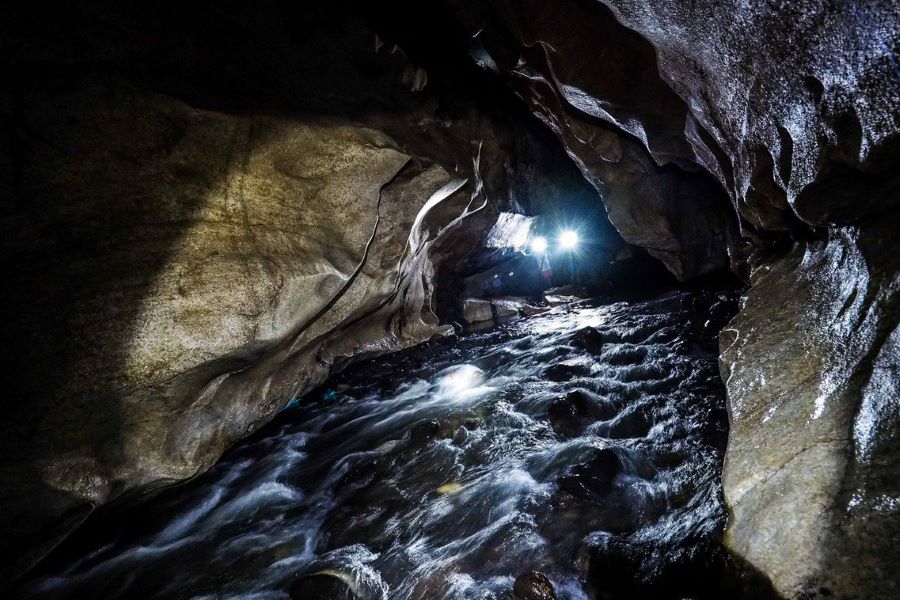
(559, 230, 579, 249)
(530, 236, 549, 253)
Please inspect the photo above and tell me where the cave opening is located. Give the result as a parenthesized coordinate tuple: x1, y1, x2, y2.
(2, 1, 897, 599)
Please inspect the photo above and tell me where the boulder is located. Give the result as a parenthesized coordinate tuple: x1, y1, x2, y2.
(543, 362, 591, 382)
(513, 571, 556, 600)
(569, 326, 606, 352)
(547, 389, 616, 437)
(491, 296, 528, 320)
(556, 448, 622, 500)
(462, 298, 494, 325)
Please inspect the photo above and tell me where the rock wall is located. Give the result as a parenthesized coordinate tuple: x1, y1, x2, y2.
(720, 211, 899, 599)
(0, 77, 496, 580)
(436, 0, 742, 280)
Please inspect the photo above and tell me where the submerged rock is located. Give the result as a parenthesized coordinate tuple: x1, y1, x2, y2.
(569, 326, 606, 352)
(556, 448, 622, 500)
(547, 389, 615, 437)
(513, 571, 556, 600)
(289, 572, 356, 600)
(408, 419, 442, 445)
(543, 362, 590, 382)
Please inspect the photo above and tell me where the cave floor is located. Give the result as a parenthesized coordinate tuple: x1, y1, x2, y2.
(20, 291, 734, 600)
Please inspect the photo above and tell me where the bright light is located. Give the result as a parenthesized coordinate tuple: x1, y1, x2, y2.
(559, 230, 579, 249)
(530, 236, 549, 253)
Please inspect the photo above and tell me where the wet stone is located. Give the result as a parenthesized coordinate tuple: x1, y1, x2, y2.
(408, 419, 441, 445)
(548, 389, 618, 436)
(289, 572, 356, 600)
(513, 571, 557, 600)
(597, 407, 652, 439)
(556, 448, 622, 500)
(543, 362, 590, 382)
(569, 326, 605, 352)
(452, 425, 469, 445)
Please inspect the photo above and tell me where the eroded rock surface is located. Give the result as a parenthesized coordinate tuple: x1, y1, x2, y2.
(720, 211, 900, 599)
(0, 79, 496, 580)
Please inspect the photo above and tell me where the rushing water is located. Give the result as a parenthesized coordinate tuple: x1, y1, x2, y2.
(21, 292, 735, 600)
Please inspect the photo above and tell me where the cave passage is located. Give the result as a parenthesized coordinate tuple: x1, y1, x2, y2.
(3, 0, 897, 598)
(19, 292, 735, 600)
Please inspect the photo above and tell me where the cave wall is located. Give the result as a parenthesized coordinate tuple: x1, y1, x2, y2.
(416, 1, 898, 597)
(0, 0, 594, 582)
(0, 77, 480, 581)
(721, 212, 899, 599)
(435, 0, 743, 280)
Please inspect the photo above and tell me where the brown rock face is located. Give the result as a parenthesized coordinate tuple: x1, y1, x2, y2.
(0, 80, 484, 580)
(0, 1, 583, 581)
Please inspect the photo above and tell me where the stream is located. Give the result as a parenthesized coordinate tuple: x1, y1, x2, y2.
(20, 291, 736, 600)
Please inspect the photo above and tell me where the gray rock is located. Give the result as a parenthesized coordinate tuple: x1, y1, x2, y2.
(720, 213, 899, 600)
(462, 298, 494, 324)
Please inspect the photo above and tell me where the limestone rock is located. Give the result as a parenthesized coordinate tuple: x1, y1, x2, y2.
(462, 298, 494, 325)
(0, 82, 487, 582)
(720, 212, 900, 599)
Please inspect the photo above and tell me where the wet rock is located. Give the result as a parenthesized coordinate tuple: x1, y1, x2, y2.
(452, 425, 469, 445)
(491, 296, 527, 320)
(513, 571, 556, 600)
(543, 286, 589, 306)
(462, 298, 494, 325)
(548, 395, 591, 437)
(521, 304, 550, 317)
(408, 419, 442, 445)
(547, 389, 615, 437)
(596, 407, 652, 439)
(557, 448, 622, 500)
(543, 362, 590, 382)
(720, 215, 900, 600)
(569, 326, 605, 352)
(289, 572, 356, 600)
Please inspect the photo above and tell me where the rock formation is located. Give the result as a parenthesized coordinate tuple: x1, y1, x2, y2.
(1, 0, 897, 597)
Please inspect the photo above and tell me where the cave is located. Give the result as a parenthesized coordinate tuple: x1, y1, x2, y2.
(1, 1, 897, 599)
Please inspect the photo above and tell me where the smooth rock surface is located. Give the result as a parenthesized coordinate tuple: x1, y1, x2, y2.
(462, 298, 495, 324)
(720, 211, 900, 599)
(0, 82, 483, 581)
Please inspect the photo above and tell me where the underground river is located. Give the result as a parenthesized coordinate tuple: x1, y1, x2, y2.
(20, 291, 737, 599)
